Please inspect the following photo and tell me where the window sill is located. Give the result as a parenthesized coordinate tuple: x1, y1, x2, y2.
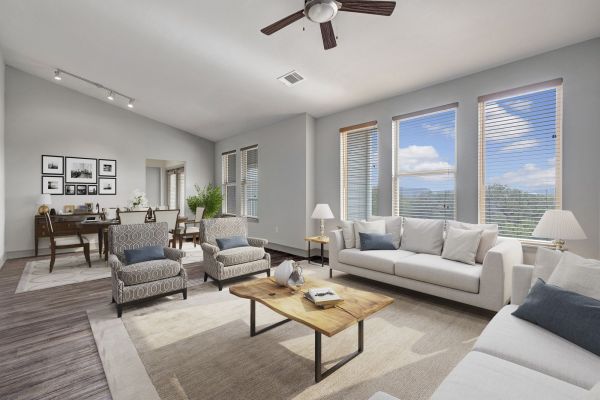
(245, 216, 259, 223)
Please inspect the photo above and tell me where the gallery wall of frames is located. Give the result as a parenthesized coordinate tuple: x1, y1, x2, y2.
(41, 155, 117, 196)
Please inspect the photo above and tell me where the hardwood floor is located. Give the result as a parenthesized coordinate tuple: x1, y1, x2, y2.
(0, 247, 305, 399)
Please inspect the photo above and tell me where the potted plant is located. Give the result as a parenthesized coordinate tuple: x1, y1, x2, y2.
(186, 184, 223, 219)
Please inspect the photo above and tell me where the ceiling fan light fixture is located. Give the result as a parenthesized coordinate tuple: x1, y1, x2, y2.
(107, 91, 114, 101)
(53, 70, 62, 81)
(305, 0, 338, 23)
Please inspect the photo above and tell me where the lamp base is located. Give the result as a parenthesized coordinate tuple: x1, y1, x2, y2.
(38, 205, 50, 215)
(553, 239, 567, 252)
(319, 219, 325, 238)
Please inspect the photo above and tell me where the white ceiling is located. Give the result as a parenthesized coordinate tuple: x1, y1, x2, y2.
(1, 1, 599, 141)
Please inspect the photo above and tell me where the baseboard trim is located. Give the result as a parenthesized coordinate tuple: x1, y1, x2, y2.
(0, 253, 6, 271)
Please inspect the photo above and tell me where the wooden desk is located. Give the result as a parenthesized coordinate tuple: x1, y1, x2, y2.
(304, 236, 329, 269)
(34, 213, 105, 256)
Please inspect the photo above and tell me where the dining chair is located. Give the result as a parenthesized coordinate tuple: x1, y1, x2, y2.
(117, 210, 148, 225)
(154, 209, 181, 248)
(183, 207, 204, 247)
(45, 213, 92, 273)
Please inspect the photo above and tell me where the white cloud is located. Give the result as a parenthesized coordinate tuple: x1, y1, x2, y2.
(506, 99, 533, 112)
(500, 139, 539, 152)
(490, 163, 555, 189)
(423, 122, 455, 137)
(485, 102, 531, 141)
(397, 145, 452, 172)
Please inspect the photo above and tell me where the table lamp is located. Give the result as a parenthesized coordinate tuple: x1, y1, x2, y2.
(37, 194, 52, 215)
(532, 210, 587, 251)
(311, 204, 334, 238)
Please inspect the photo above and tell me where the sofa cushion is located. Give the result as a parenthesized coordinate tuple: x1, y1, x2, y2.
(441, 227, 482, 265)
(431, 351, 587, 400)
(217, 246, 265, 267)
(338, 248, 415, 275)
(400, 217, 445, 255)
(446, 220, 498, 264)
(368, 216, 403, 249)
(354, 220, 386, 249)
(118, 259, 181, 286)
(532, 247, 563, 286)
(513, 279, 600, 357)
(473, 305, 600, 389)
(394, 254, 481, 293)
(547, 251, 600, 301)
(341, 220, 357, 248)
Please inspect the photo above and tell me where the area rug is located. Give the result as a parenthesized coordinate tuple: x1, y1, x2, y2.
(88, 262, 492, 400)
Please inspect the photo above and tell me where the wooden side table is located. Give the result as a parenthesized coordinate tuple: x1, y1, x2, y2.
(304, 236, 329, 269)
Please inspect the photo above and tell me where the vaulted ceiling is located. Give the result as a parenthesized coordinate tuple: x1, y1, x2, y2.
(1, 0, 599, 141)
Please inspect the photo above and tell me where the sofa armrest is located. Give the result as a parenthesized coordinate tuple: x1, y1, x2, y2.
(247, 237, 268, 248)
(328, 229, 345, 267)
(108, 254, 123, 272)
(480, 237, 523, 310)
(512, 263, 534, 306)
(201, 242, 220, 256)
(164, 247, 185, 262)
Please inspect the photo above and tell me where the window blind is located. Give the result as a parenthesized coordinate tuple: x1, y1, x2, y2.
(167, 167, 185, 210)
(241, 145, 259, 218)
(393, 104, 457, 219)
(222, 151, 236, 215)
(478, 79, 563, 239)
(340, 121, 379, 221)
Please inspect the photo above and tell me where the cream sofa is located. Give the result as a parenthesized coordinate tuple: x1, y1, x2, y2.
(329, 229, 522, 312)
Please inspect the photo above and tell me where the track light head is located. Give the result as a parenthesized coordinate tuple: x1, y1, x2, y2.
(107, 91, 114, 101)
(127, 99, 135, 109)
(54, 70, 62, 81)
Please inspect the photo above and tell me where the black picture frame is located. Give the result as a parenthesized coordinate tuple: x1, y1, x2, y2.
(88, 185, 98, 195)
(65, 185, 76, 195)
(98, 159, 117, 177)
(41, 155, 64, 175)
(42, 176, 64, 195)
(65, 156, 97, 184)
(98, 178, 117, 195)
(76, 185, 87, 195)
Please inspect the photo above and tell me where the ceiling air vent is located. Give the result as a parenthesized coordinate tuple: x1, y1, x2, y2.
(277, 70, 305, 87)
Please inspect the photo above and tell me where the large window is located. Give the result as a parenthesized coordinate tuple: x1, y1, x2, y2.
(393, 104, 457, 219)
(478, 79, 563, 239)
(167, 167, 185, 211)
(241, 145, 259, 219)
(222, 151, 236, 215)
(340, 121, 379, 220)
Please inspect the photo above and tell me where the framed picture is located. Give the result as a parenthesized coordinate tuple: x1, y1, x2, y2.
(65, 157, 97, 184)
(98, 159, 117, 177)
(65, 185, 76, 195)
(77, 185, 87, 195)
(42, 176, 64, 195)
(98, 178, 116, 195)
(42, 155, 64, 175)
(88, 185, 98, 195)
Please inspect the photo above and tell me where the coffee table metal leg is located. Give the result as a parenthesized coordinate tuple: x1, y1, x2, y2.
(307, 241, 311, 264)
(320, 243, 324, 268)
(314, 320, 364, 383)
(250, 300, 291, 337)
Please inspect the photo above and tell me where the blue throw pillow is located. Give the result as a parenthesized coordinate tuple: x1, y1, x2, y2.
(124, 245, 165, 265)
(512, 279, 600, 357)
(359, 232, 396, 251)
(216, 235, 249, 251)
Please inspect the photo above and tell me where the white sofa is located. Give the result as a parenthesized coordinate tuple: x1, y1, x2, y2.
(329, 229, 522, 311)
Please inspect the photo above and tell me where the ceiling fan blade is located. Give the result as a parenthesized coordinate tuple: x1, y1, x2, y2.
(320, 21, 337, 50)
(261, 10, 305, 35)
(338, 1, 396, 16)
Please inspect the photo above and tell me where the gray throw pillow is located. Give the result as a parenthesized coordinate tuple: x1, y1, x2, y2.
(367, 216, 402, 249)
(359, 232, 396, 251)
(400, 217, 444, 255)
(512, 279, 600, 357)
(216, 235, 249, 251)
(353, 220, 386, 250)
(124, 245, 165, 265)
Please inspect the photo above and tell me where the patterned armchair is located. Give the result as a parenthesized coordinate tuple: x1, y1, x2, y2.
(200, 217, 271, 290)
(108, 222, 187, 317)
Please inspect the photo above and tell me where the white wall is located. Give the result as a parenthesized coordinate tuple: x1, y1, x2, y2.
(0, 50, 5, 267)
(5, 67, 214, 256)
(315, 38, 600, 257)
(214, 114, 316, 253)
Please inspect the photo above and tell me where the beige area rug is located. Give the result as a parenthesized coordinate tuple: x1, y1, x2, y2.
(88, 262, 492, 400)
(15, 243, 203, 294)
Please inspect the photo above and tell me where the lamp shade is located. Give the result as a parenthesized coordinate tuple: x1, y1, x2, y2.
(37, 194, 52, 206)
(311, 204, 334, 220)
(532, 210, 587, 240)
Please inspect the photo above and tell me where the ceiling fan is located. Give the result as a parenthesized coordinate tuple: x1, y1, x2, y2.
(261, 0, 397, 50)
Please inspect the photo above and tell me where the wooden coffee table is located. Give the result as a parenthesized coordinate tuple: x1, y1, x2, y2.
(229, 277, 393, 382)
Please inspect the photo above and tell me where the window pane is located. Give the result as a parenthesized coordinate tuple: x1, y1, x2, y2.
(222, 152, 236, 215)
(481, 87, 561, 239)
(397, 174, 455, 219)
(242, 147, 258, 218)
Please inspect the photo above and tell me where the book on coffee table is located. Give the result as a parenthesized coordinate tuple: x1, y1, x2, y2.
(304, 287, 342, 308)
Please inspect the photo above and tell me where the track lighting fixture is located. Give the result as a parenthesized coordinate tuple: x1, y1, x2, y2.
(51, 67, 135, 110)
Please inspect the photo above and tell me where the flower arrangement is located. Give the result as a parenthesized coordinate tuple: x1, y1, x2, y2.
(129, 189, 148, 209)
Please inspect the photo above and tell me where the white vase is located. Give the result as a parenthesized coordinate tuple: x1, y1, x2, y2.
(274, 260, 294, 287)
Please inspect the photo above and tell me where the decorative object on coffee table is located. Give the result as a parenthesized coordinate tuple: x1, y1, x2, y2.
(274, 259, 304, 288)
(311, 203, 334, 238)
(230, 277, 393, 382)
(532, 210, 587, 251)
(37, 194, 52, 215)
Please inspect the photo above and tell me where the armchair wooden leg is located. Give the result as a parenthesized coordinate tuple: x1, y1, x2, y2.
(217, 281, 223, 291)
(49, 245, 56, 273)
(111, 297, 115, 303)
(182, 288, 188, 300)
(266, 269, 271, 277)
(84, 243, 92, 268)
(203, 272, 208, 282)
(117, 304, 123, 318)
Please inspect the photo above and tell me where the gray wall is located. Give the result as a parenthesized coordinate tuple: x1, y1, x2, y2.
(214, 114, 316, 253)
(5, 67, 214, 256)
(145, 167, 161, 207)
(315, 38, 600, 257)
(0, 50, 5, 266)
